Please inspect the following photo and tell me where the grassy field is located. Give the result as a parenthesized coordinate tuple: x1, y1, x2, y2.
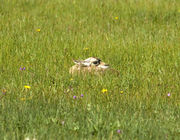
(0, 0, 180, 139)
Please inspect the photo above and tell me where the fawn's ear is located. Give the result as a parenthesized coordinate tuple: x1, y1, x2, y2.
(73, 60, 80, 64)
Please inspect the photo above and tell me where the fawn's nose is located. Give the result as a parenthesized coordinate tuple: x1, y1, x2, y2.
(97, 63, 110, 69)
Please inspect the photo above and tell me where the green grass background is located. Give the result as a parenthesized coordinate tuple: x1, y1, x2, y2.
(0, 0, 180, 139)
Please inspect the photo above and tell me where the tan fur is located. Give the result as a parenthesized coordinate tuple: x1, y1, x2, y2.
(69, 63, 108, 74)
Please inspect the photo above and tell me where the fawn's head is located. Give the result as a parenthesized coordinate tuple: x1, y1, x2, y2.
(73, 57, 109, 69)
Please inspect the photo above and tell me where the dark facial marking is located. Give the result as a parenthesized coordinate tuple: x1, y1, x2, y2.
(93, 59, 101, 65)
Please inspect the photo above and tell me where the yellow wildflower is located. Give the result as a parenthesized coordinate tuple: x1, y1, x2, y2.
(70, 78, 73, 81)
(120, 90, 124, 94)
(115, 17, 118, 20)
(101, 88, 108, 93)
(36, 29, 41, 32)
(24, 85, 31, 89)
(83, 48, 89, 51)
(2, 89, 7, 94)
(178, 9, 180, 13)
(20, 98, 26, 101)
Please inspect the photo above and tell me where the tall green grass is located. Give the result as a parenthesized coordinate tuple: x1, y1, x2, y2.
(0, 0, 180, 139)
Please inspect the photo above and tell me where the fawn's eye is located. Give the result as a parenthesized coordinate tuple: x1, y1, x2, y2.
(93, 61, 98, 64)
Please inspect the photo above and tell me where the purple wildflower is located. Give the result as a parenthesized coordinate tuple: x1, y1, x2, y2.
(80, 94, 84, 97)
(117, 129, 121, 133)
(19, 67, 25, 71)
(73, 96, 77, 99)
(167, 93, 171, 96)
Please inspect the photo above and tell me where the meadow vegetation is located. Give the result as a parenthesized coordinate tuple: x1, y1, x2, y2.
(0, 0, 180, 139)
